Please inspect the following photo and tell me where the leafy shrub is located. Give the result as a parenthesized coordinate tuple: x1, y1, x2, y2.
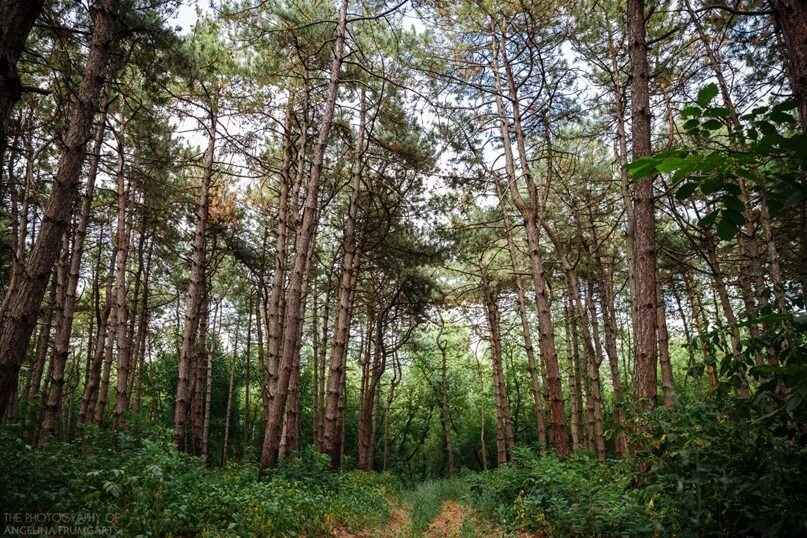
(631, 305, 807, 536)
(0, 425, 393, 537)
(464, 447, 660, 537)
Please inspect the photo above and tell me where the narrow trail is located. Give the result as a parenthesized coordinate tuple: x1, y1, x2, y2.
(333, 498, 525, 537)
(422, 500, 478, 537)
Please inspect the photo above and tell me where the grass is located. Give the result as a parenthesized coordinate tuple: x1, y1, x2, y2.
(400, 478, 470, 535)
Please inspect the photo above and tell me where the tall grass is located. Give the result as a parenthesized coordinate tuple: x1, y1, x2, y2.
(401, 478, 469, 535)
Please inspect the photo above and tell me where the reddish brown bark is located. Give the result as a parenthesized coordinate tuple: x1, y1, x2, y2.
(627, 0, 659, 408)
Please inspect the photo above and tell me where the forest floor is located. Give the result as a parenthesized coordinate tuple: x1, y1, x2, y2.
(332, 496, 524, 537)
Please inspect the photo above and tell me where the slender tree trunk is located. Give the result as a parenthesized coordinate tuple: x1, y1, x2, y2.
(260, 0, 349, 468)
(627, 0, 659, 408)
(42, 99, 109, 432)
(483, 281, 515, 464)
(0, 0, 118, 416)
(202, 302, 216, 459)
(133, 238, 152, 414)
(321, 88, 367, 468)
(79, 239, 115, 424)
(437, 319, 455, 478)
(684, 271, 716, 387)
(38, 233, 69, 434)
(265, 102, 296, 420)
(23, 277, 56, 432)
(565, 299, 583, 450)
(193, 285, 210, 455)
(598, 252, 628, 457)
(490, 32, 568, 455)
(174, 105, 216, 449)
(94, 295, 116, 426)
(382, 352, 400, 472)
(671, 283, 700, 395)
(222, 318, 239, 466)
(656, 283, 675, 408)
(492, 176, 546, 449)
(280, 233, 317, 458)
(242, 299, 252, 454)
(111, 129, 132, 429)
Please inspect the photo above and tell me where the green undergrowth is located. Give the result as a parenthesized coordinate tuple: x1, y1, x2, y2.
(0, 425, 395, 537)
(463, 448, 660, 537)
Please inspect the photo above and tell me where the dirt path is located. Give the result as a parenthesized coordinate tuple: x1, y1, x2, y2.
(331, 498, 522, 537)
(422, 500, 474, 537)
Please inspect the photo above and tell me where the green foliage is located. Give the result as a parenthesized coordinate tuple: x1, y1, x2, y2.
(0, 426, 394, 536)
(633, 307, 807, 536)
(625, 85, 806, 241)
(633, 398, 807, 536)
(464, 447, 660, 537)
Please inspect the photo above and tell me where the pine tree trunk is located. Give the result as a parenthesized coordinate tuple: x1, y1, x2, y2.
(657, 283, 675, 408)
(382, 352, 400, 472)
(23, 279, 56, 432)
(46, 101, 107, 430)
(437, 321, 455, 478)
(40, 230, 71, 434)
(193, 285, 210, 455)
(565, 299, 582, 451)
(94, 292, 117, 426)
(491, 176, 546, 449)
(202, 302, 216, 459)
(222, 315, 239, 467)
(133, 238, 152, 414)
(596, 250, 628, 457)
(490, 32, 568, 455)
(111, 130, 132, 429)
(243, 300, 252, 455)
(627, 0, 659, 408)
(174, 106, 216, 449)
(483, 281, 515, 464)
(79, 239, 115, 425)
(321, 87, 367, 468)
(0, 0, 118, 417)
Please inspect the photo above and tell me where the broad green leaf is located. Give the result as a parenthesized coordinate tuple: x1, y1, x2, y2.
(702, 119, 723, 130)
(772, 98, 798, 112)
(683, 118, 700, 130)
(681, 106, 701, 118)
(625, 157, 659, 178)
(716, 219, 738, 240)
(722, 195, 744, 213)
(698, 210, 718, 227)
(675, 182, 698, 200)
(704, 107, 730, 118)
(697, 83, 719, 107)
(656, 156, 685, 173)
(722, 208, 745, 226)
(769, 110, 796, 124)
(701, 176, 724, 194)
